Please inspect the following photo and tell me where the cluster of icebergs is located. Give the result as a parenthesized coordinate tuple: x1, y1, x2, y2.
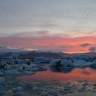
(0, 55, 48, 76)
(50, 59, 96, 68)
(32, 55, 96, 68)
(49, 55, 96, 69)
(0, 54, 96, 75)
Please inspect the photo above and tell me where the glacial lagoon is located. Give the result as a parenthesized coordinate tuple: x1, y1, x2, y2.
(17, 64, 96, 82)
(16, 64, 96, 96)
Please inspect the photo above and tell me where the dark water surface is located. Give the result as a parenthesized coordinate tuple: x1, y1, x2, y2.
(17, 64, 96, 82)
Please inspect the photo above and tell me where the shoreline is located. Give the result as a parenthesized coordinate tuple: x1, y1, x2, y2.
(2, 76, 96, 96)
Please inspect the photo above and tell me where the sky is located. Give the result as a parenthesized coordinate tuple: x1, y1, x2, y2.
(0, 0, 96, 53)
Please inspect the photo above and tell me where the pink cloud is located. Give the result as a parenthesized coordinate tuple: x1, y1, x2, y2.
(0, 35, 96, 53)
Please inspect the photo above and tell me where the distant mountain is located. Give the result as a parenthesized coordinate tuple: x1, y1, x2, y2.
(0, 46, 25, 52)
(0, 52, 12, 58)
(0, 51, 96, 59)
(19, 51, 67, 59)
(70, 52, 96, 57)
(0, 51, 67, 59)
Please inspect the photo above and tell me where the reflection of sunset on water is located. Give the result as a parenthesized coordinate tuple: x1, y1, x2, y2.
(17, 67, 96, 82)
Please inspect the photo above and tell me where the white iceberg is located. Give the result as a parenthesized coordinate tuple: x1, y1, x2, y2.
(73, 60, 96, 67)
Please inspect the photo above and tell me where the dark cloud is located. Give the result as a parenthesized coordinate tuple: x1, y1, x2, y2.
(10, 30, 50, 37)
(89, 47, 96, 52)
(10, 31, 71, 38)
(81, 43, 89, 47)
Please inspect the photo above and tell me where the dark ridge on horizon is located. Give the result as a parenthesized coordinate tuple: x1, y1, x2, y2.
(0, 51, 96, 59)
(0, 51, 66, 59)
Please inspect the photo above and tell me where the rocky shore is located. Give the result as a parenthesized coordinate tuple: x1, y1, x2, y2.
(1, 78, 96, 96)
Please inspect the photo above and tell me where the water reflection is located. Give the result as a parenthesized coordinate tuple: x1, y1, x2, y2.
(50, 66, 74, 73)
(91, 66, 96, 70)
(17, 65, 96, 82)
(61, 68, 74, 73)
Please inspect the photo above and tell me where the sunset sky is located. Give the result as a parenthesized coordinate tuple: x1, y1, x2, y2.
(0, 0, 96, 53)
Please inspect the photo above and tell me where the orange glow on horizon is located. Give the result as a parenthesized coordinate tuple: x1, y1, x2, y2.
(63, 51, 90, 54)
(0, 35, 96, 53)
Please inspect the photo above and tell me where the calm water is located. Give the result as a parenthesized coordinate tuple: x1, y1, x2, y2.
(17, 64, 96, 82)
